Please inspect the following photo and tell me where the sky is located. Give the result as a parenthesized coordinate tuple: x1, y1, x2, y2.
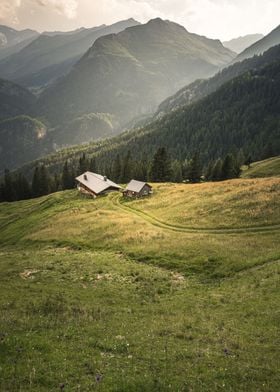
(0, 0, 279, 40)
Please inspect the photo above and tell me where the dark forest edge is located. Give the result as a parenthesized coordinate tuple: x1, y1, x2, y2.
(0, 147, 261, 203)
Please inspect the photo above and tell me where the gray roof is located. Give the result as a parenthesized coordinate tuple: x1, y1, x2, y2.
(76, 172, 121, 194)
(124, 179, 151, 193)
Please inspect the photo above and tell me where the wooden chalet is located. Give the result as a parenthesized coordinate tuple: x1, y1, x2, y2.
(123, 180, 152, 198)
(76, 172, 121, 198)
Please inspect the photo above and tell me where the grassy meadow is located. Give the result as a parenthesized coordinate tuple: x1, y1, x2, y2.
(241, 156, 280, 179)
(0, 178, 280, 391)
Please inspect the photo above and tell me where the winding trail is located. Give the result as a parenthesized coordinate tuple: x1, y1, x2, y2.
(110, 194, 280, 235)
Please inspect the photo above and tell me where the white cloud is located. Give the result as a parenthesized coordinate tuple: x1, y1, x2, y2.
(0, 0, 279, 40)
(0, 0, 21, 25)
(33, 0, 78, 19)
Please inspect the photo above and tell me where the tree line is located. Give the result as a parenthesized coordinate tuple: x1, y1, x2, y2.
(0, 147, 246, 202)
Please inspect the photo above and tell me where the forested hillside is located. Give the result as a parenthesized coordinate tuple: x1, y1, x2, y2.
(156, 44, 280, 116)
(17, 56, 280, 181)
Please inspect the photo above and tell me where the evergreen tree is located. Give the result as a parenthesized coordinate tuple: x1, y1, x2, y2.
(78, 153, 88, 175)
(121, 151, 133, 183)
(221, 154, 236, 180)
(89, 157, 96, 172)
(32, 167, 41, 197)
(112, 154, 122, 182)
(262, 142, 274, 159)
(14, 173, 31, 200)
(3, 169, 16, 201)
(150, 147, 171, 182)
(32, 165, 50, 197)
(0, 182, 5, 202)
(211, 159, 223, 181)
(39, 165, 50, 196)
(205, 160, 215, 181)
(188, 151, 202, 183)
(171, 160, 183, 182)
(62, 161, 73, 190)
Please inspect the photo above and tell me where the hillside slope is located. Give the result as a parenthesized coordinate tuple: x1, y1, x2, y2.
(0, 78, 35, 120)
(241, 156, 280, 178)
(20, 55, 280, 177)
(0, 116, 51, 171)
(156, 44, 280, 116)
(36, 18, 234, 134)
(0, 180, 279, 390)
(0, 19, 139, 90)
(0, 25, 39, 60)
(235, 24, 280, 62)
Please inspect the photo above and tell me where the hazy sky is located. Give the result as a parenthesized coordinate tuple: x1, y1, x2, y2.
(0, 0, 279, 40)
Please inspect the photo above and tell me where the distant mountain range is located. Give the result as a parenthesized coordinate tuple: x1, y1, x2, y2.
(0, 25, 39, 61)
(1, 18, 280, 173)
(15, 43, 280, 179)
(223, 34, 264, 54)
(0, 19, 140, 91)
(234, 24, 280, 62)
(36, 18, 234, 138)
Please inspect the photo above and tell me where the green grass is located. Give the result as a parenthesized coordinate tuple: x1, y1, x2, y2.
(0, 179, 280, 391)
(241, 156, 280, 178)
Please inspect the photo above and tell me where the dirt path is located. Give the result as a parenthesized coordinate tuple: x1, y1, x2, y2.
(110, 194, 280, 235)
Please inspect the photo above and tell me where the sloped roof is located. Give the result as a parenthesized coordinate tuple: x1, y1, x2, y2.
(76, 172, 121, 194)
(125, 179, 151, 193)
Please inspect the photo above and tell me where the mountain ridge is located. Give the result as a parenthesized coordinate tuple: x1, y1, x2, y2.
(36, 18, 234, 142)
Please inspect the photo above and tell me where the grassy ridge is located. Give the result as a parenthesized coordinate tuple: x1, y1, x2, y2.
(241, 156, 280, 178)
(0, 179, 280, 390)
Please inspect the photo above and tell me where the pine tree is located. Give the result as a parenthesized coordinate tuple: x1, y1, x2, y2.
(171, 160, 183, 182)
(39, 165, 50, 196)
(211, 159, 223, 181)
(3, 169, 16, 201)
(14, 173, 31, 200)
(89, 157, 96, 172)
(188, 151, 202, 183)
(121, 151, 133, 183)
(62, 161, 73, 190)
(78, 153, 88, 175)
(32, 165, 50, 197)
(221, 154, 236, 180)
(150, 147, 171, 182)
(112, 154, 122, 182)
(205, 160, 215, 181)
(32, 167, 41, 197)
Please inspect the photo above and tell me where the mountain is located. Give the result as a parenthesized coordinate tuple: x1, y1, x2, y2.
(0, 78, 35, 120)
(235, 24, 280, 62)
(0, 116, 51, 171)
(0, 19, 140, 90)
(223, 34, 264, 54)
(155, 44, 280, 116)
(0, 25, 38, 49)
(0, 25, 39, 61)
(36, 18, 234, 143)
(20, 52, 280, 178)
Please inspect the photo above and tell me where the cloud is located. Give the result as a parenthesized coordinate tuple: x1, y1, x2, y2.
(0, 0, 21, 25)
(33, 0, 78, 19)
